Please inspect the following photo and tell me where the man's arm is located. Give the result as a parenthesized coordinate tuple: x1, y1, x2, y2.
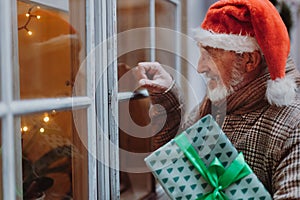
(133, 62, 185, 150)
(149, 82, 184, 150)
(272, 125, 300, 199)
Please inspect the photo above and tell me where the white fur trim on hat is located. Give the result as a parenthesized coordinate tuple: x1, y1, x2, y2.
(266, 76, 297, 106)
(193, 28, 261, 53)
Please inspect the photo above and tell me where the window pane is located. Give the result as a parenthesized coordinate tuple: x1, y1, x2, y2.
(17, 0, 86, 99)
(117, 0, 150, 30)
(0, 70, 1, 100)
(117, 1, 155, 199)
(156, 0, 176, 29)
(155, 0, 177, 69)
(0, 120, 2, 200)
(117, 0, 151, 67)
(19, 109, 88, 199)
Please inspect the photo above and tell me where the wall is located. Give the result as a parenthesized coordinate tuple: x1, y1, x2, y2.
(290, 7, 300, 70)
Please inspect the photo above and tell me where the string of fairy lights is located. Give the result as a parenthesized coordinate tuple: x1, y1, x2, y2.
(18, 5, 41, 36)
(21, 110, 56, 134)
(18, 5, 52, 134)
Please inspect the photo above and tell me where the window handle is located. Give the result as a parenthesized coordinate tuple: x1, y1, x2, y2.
(117, 89, 149, 102)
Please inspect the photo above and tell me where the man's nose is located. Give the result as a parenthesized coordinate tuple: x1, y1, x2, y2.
(197, 55, 210, 73)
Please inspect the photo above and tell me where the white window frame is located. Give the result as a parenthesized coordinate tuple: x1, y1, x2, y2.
(0, 0, 119, 200)
(1, 0, 182, 199)
(93, 0, 119, 199)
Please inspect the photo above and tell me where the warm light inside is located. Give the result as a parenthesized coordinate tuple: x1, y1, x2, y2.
(21, 127, 29, 132)
(43, 116, 50, 123)
(37, 15, 41, 19)
(27, 30, 33, 35)
(25, 13, 30, 17)
(39, 128, 45, 133)
(23, 126, 29, 132)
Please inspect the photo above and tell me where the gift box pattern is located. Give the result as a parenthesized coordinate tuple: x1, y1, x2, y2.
(145, 115, 272, 200)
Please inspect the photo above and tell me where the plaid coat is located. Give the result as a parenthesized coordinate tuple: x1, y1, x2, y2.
(150, 58, 300, 199)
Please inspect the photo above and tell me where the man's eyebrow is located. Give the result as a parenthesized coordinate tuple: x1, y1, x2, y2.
(198, 44, 223, 56)
(197, 43, 208, 50)
(202, 46, 215, 54)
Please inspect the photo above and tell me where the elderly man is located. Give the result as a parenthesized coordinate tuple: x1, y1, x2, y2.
(134, 0, 300, 199)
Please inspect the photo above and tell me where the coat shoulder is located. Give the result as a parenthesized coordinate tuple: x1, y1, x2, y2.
(266, 92, 300, 129)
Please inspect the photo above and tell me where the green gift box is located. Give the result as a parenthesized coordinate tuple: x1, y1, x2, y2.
(144, 115, 272, 200)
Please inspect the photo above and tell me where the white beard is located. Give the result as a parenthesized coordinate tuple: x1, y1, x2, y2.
(206, 79, 230, 102)
(204, 74, 237, 103)
(204, 61, 245, 102)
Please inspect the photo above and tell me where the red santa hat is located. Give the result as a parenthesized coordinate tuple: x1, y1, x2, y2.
(194, 0, 297, 106)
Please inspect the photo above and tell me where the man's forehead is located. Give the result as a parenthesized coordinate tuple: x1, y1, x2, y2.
(197, 43, 225, 54)
(197, 43, 242, 56)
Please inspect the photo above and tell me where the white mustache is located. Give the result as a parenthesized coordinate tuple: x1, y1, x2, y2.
(204, 74, 219, 81)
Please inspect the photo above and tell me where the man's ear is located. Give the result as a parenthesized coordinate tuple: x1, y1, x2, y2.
(245, 51, 262, 72)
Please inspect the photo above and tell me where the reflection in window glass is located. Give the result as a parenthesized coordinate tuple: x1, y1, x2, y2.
(20, 110, 88, 200)
(0, 70, 1, 100)
(17, 1, 86, 99)
(117, 1, 155, 199)
(155, 0, 177, 69)
(0, 120, 2, 200)
(117, 0, 151, 67)
(117, 0, 150, 30)
(155, 0, 176, 29)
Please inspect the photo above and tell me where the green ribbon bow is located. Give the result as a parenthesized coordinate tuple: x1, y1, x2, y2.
(174, 134, 252, 200)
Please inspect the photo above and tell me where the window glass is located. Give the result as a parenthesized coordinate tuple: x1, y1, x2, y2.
(117, 0, 155, 199)
(0, 120, 2, 200)
(117, 0, 150, 30)
(155, 0, 176, 29)
(117, 0, 151, 68)
(155, 0, 177, 70)
(0, 70, 1, 100)
(17, 0, 86, 99)
(20, 109, 88, 199)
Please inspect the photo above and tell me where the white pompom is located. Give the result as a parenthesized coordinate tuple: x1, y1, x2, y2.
(266, 76, 297, 106)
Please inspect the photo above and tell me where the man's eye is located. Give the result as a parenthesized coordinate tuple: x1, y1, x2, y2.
(211, 54, 218, 58)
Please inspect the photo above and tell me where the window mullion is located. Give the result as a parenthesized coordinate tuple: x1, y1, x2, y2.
(0, 103, 8, 117)
(10, 97, 92, 115)
(85, 0, 98, 198)
(175, 1, 182, 84)
(0, 0, 16, 199)
(10, 0, 23, 197)
(150, 0, 156, 62)
(94, 0, 112, 199)
(106, 0, 119, 199)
